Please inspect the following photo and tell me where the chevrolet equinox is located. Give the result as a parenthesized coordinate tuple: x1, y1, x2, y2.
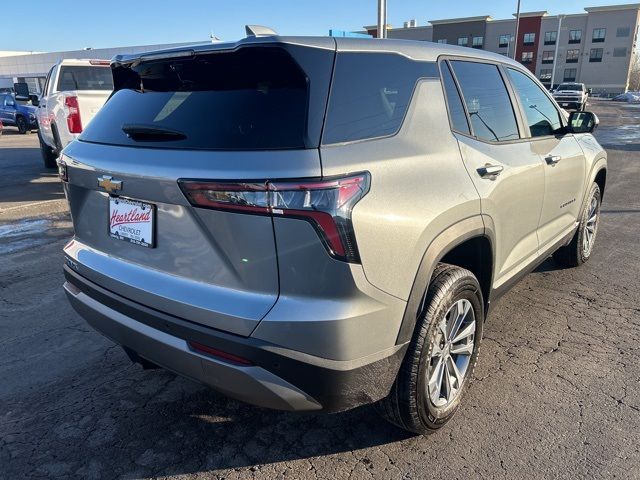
(61, 32, 607, 434)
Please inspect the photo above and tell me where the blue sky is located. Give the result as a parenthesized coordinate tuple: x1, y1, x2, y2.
(4, 0, 623, 52)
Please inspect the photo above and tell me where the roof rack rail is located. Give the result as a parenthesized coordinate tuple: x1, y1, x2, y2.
(245, 25, 278, 37)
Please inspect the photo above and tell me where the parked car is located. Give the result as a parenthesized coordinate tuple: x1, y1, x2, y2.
(0, 93, 37, 134)
(60, 34, 607, 435)
(552, 82, 589, 111)
(35, 59, 113, 168)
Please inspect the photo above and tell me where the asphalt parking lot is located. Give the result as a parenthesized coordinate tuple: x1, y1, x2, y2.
(1, 100, 639, 480)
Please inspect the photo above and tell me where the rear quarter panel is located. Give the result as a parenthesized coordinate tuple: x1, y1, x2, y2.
(320, 79, 481, 300)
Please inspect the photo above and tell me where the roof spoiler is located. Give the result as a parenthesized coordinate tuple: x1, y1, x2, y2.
(245, 25, 278, 37)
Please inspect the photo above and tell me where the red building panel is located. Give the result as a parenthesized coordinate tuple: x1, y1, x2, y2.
(515, 15, 543, 73)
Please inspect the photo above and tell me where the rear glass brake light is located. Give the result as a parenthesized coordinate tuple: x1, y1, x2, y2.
(179, 173, 371, 263)
(89, 59, 110, 66)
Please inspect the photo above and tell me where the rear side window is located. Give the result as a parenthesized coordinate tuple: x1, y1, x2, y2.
(323, 53, 437, 144)
(81, 47, 332, 150)
(440, 62, 470, 134)
(450, 61, 520, 142)
(57, 66, 113, 91)
(506, 68, 562, 137)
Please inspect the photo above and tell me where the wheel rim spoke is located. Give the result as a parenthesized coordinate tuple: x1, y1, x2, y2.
(582, 192, 599, 256)
(451, 320, 475, 344)
(444, 361, 454, 399)
(426, 298, 476, 407)
(448, 355, 462, 389)
(448, 300, 470, 341)
(429, 357, 445, 403)
(450, 342, 474, 355)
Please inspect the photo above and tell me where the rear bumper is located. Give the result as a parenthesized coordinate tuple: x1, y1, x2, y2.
(554, 99, 584, 109)
(63, 266, 406, 412)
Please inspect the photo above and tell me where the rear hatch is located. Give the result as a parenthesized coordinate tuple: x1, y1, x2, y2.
(62, 38, 336, 336)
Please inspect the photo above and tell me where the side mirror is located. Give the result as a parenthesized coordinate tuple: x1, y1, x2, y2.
(30, 95, 39, 107)
(568, 111, 599, 134)
(587, 88, 593, 95)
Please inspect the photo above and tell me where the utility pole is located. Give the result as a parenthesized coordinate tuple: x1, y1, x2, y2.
(550, 15, 564, 90)
(377, 0, 387, 39)
(513, 0, 521, 59)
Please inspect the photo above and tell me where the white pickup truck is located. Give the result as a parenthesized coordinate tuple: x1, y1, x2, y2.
(552, 82, 589, 112)
(35, 59, 113, 167)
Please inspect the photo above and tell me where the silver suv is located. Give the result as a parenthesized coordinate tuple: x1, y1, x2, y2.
(61, 35, 607, 434)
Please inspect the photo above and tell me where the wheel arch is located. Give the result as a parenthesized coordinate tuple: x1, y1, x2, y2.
(395, 216, 494, 345)
(594, 166, 606, 201)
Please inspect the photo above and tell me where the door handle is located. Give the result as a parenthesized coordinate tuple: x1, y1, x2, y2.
(477, 164, 504, 179)
(545, 155, 561, 165)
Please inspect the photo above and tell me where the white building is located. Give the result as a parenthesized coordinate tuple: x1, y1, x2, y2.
(0, 41, 206, 94)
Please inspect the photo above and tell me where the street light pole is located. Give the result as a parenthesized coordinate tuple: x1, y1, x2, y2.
(377, 0, 387, 39)
(550, 15, 564, 90)
(513, 0, 521, 59)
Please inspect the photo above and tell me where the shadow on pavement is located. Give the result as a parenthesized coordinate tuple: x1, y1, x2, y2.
(2, 348, 417, 477)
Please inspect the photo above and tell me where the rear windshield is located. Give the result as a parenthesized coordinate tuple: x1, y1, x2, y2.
(556, 84, 584, 91)
(57, 66, 113, 91)
(80, 46, 332, 150)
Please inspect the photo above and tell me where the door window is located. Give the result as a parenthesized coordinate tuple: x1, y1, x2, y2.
(440, 62, 470, 134)
(449, 61, 520, 142)
(506, 68, 562, 137)
(42, 67, 54, 96)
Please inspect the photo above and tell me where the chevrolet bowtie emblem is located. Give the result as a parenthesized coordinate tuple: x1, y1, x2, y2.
(97, 175, 122, 194)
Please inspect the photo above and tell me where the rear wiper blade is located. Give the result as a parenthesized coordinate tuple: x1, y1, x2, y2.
(122, 124, 187, 142)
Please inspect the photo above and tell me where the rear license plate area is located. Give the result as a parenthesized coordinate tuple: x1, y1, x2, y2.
(108, 196, 155, 248)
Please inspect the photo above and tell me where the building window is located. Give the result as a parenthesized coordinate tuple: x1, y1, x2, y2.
(539, 69, 552, 81)
(592, 28, 606, 42)
(569, 30, 582, 44)
(589, 48, 603, 62)
(566, 49, 580, 63)
(616, 27, 630, 37)
(521, 51, 534, 64)
(613, 47, 628, 57)
(472, 36, 484, 48)
(458, 37, 468, 46)
(523, 33, 536, 46)
(544, 31, 557, 45)
(498, 34, 512, 48)
(542, 51, 554, 64)
(437, 39, 447, 44)
(564, 68, 577, 82)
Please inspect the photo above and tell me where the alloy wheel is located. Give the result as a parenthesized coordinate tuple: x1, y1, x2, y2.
(427, 299, 476, 408)
(582, 193, 599, 257)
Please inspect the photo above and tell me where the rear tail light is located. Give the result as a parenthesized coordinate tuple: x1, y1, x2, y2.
(64, 96, 83, 134)
(57, 155, 68, 181)
(179, 173, 370, 263)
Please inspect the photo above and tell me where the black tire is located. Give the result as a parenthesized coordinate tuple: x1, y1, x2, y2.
(38, 130, 58, 168)
(16, 116, 28, 134)
(51, 124, 64, 155)
(553, 183, 601, 268)
(378, 263, 484, 435)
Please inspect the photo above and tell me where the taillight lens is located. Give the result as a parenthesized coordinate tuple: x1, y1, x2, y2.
(57, 154, 68, 181)
(64, 96, 83, 134)
(179, 173, 370, 263)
